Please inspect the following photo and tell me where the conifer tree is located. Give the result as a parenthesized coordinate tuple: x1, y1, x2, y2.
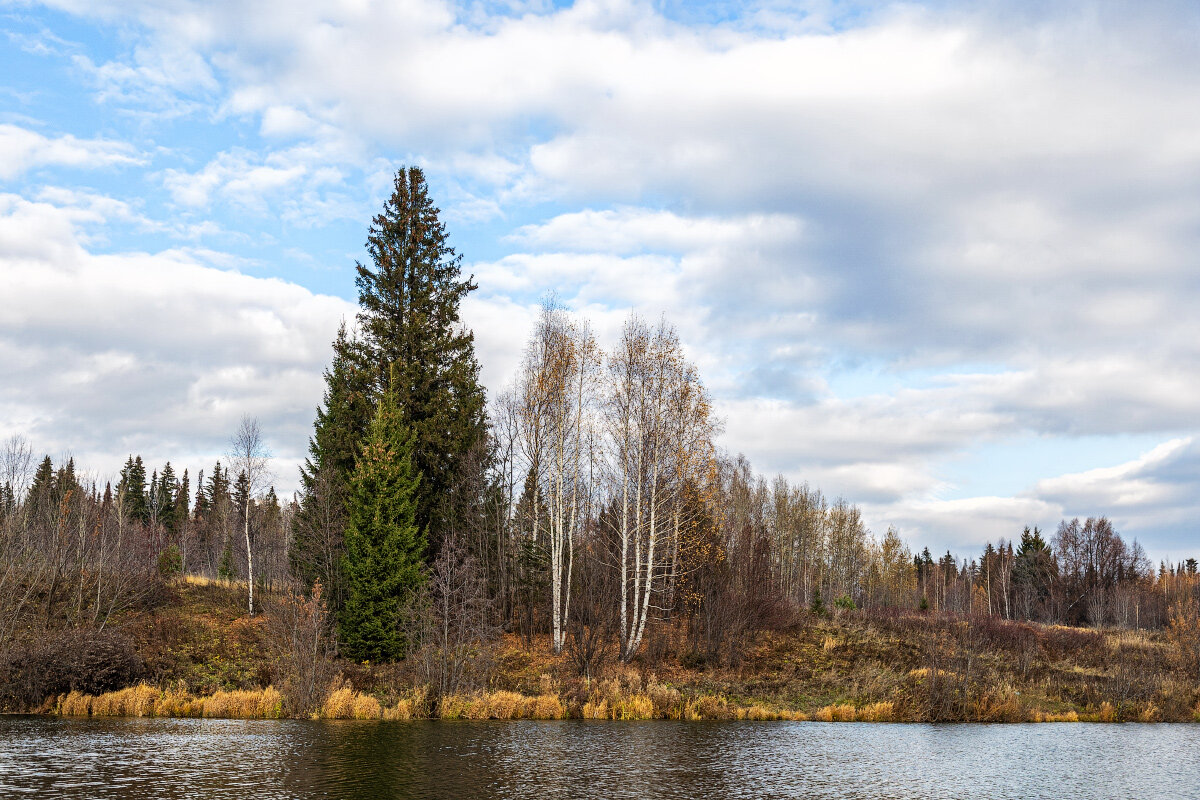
(339, 379, 426, 662)
(292, 323, 372, 600)
(303, 167, 487, 558)
(301, 324, 373, 494)
(354, 168, 487, 557)
(156, 462, 178, 533)
(29, 455, 54, 510)
(117, 456, 149, 524)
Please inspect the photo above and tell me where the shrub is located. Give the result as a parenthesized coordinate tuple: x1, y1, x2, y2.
(0, 629, 144, 711)
(158, 545, 183, 577)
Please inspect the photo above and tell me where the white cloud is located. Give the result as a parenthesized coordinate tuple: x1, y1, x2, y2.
(0, 191, 356, 492)
(0, 124, 142, 180)
(15, 0, 1200, 557)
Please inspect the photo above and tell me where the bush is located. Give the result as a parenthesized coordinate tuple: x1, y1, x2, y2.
(0, 628, 144, 710)
(158, 545, 183, 578)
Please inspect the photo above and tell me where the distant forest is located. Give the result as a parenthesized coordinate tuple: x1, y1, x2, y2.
(3, 167, 1199, 697)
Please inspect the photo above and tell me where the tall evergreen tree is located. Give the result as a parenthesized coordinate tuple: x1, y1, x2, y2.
(192, 468, 208, 520)
(352, 166, 487, 554)
(339, 380, 426, 662)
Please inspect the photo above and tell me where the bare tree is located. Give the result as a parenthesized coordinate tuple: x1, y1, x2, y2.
(267, 580, 337, 716)
(405, 533, 497, 700)
(1, 435, 33, 504)
(228, 417, 272, 616)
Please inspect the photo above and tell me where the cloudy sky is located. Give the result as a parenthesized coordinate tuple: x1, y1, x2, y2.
(2, 0, 1198, 561)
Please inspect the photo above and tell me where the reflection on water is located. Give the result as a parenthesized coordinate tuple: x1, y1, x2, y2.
(2, 716, 1199, 799)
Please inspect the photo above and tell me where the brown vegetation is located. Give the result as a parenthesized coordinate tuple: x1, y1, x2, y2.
(37, 579, 1200, 723)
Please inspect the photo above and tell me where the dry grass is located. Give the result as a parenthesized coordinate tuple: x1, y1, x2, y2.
(58, 684, 282, 719)
(204, 687, 284, 719)
(581, 698, 609, 719)
(1029, 709, 1080, 722)
(856, 701, 895, 722)
(528, 694, 567, 719)
(813, 703, 857, 722)
(320, 684, 384, 720)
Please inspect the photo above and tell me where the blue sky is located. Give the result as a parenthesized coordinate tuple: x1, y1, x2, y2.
(2, 0, 1199, 562)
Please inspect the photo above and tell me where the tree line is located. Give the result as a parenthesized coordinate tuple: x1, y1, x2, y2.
(3, 167, 1199, 699)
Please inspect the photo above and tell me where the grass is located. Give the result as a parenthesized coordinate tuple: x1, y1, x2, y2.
(59, 685, 284, 719)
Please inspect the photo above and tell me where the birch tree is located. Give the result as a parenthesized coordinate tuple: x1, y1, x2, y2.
(229, 417, 271, 617)
(605, 315, 715, 661)
(508, 305, 597, 653)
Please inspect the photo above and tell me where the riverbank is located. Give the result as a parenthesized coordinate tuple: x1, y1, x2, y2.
(24, 578, 1200, 722)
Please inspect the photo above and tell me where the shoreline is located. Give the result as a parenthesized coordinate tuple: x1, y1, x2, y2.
(42, 684, 1193, 724)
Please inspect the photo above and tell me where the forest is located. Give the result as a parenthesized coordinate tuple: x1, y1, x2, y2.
(3, 167, 1200, 722)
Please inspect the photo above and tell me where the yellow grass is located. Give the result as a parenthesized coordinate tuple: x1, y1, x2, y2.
(527, 694, 566, 720)
(59, 691, 91, 717)
(856, 701, 895, 722)
(58, 684, 282, 719)
(685, 694, 731, 721)
(1029, 709, 1080, 722)
(814, 703, 856, 722)
(484, 690, 525, 719)
(204, 687, 284, 719)
(613, 693, 655, 720)
(581, 698, 609, 719)
(740, 704, 780, 721)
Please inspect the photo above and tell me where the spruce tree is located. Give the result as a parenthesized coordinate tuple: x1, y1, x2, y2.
(339, 379, 426, 662)
(353, 167, 486, 554)
(29, 455, 54, 508)
(118, 456, 149, 524)
(301, 324, 373, 494)
(292, 323, 373, 599)
(156, 462, 178, 533)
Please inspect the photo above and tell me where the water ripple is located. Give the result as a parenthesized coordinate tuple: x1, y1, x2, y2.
(2, 717, 1198, 799)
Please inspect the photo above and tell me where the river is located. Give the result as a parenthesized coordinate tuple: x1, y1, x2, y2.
(2, 717, 1198, 799)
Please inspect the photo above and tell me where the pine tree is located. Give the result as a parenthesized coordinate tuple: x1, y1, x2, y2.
(351, 166, 487, 556)
(339, 379, 426, 662)
(56, 458, 79, 500)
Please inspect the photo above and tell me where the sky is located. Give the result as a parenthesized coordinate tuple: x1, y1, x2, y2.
(2, 0, 1199, 562)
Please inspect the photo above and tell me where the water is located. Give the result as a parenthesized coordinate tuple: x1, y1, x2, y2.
(2, 716, 1199, 799)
